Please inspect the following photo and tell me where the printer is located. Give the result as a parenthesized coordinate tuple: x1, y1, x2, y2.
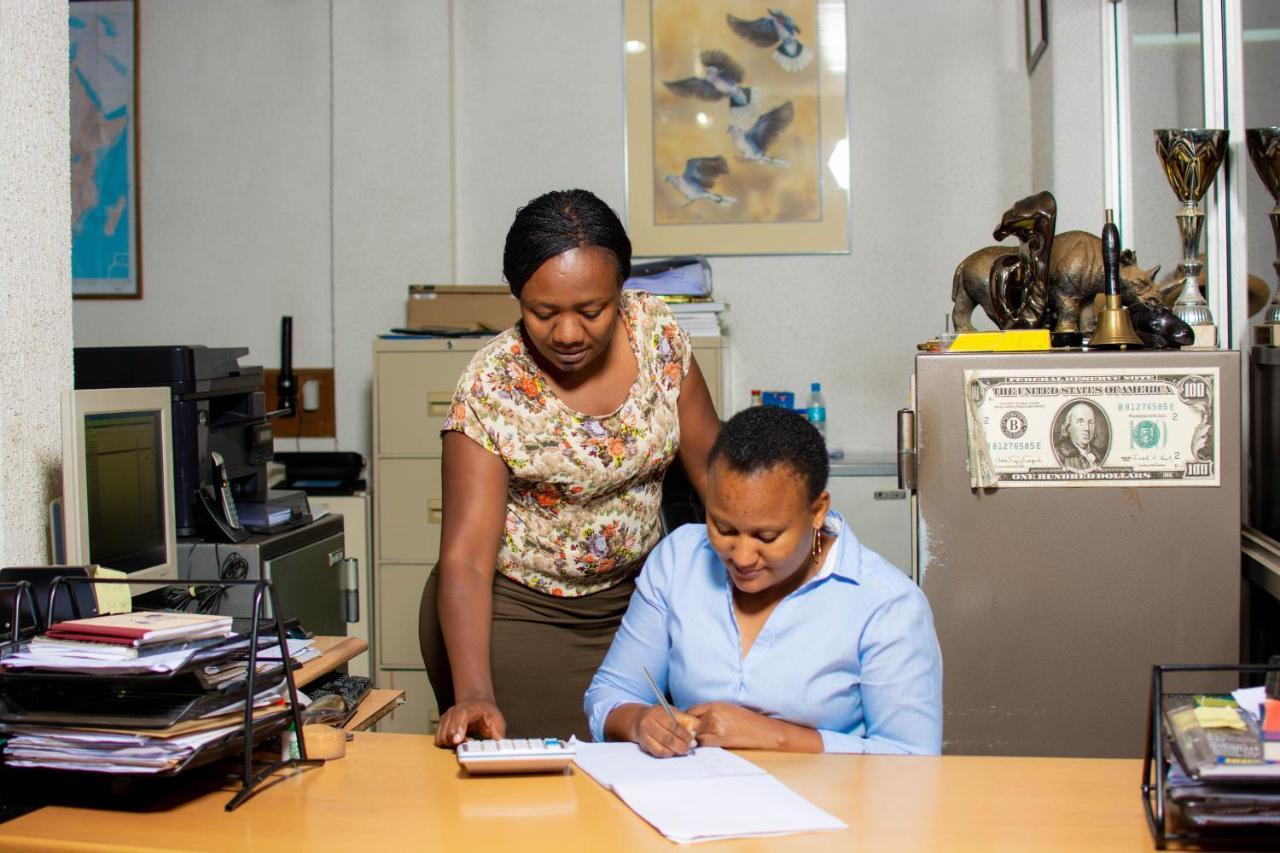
(73, 345, 350, 634)
(73, 345, 309, 538)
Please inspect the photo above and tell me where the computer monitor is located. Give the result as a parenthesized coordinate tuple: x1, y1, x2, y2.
(60, 387, 178, 593)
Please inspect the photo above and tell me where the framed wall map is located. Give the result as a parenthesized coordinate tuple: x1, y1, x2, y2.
(70, 0, 141, 298)
(624, 0, 849, 256)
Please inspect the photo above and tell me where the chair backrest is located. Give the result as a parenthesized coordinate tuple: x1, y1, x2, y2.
(659, 461, 704, 535)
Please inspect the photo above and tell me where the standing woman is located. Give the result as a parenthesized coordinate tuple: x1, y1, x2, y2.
(421, 189, 720, 744)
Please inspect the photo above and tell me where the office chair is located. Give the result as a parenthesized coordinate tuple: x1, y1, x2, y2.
(659, 461, 704, 535)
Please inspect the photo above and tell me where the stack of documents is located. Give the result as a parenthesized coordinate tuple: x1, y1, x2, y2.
(623, 257, 711, 298)
(0, 617, 300, 775)
(1160, 690, 1280, 831)
(667, 301, 725, 338)
(3, 644, 210, 675)
(622, 256, 724, 337)
(572, 741, 845, 844)
(255, 637, 319, 664)
(1, 702, 289, 774)
(5, 612, 236, 674)
(44, 611, 233, 646)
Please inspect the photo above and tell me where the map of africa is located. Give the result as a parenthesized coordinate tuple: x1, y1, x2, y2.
(70, 2, 135, 295)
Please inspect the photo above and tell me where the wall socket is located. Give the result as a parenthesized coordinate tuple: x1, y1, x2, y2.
(263, 367, 336, 438)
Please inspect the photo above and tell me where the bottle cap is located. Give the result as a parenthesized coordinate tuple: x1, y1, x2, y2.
(811, 382, 821, 392)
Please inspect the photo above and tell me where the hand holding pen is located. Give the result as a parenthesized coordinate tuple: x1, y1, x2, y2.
(634, 666, 699, 758)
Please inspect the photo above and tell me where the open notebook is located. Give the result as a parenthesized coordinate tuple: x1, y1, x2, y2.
(571, 741, 846, 844)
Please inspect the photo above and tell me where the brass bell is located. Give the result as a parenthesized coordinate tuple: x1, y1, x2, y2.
(1089, 210, 1144, 350)
(1091, 293, 1143, 349)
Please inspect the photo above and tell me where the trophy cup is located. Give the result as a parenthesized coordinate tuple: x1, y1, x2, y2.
(1154, 128, 1229, 346)
(1247, 127, 1280, 343)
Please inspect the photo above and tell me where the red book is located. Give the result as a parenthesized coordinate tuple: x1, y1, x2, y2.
(46, 611, 232, 646)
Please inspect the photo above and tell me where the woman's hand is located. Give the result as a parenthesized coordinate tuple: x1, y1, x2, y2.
(633, 705, 699, 758)
(685, 702, 778, 749)
(687, 702, 823, 753)
(434, 698, 506, 748)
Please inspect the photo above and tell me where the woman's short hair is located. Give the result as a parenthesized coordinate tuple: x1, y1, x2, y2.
(708, 406, 829, 502)
(502, 189, 632, 298)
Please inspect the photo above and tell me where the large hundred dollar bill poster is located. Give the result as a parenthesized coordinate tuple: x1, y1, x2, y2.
(963, 368, 1219, 488)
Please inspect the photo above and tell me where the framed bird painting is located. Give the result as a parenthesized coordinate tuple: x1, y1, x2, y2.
(624, 0, 850, 256)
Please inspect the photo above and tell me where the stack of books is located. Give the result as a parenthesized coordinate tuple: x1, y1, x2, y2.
(624, 257, 724, 338)
(33, 611, 233, 659)
(0, 611, 294, 775)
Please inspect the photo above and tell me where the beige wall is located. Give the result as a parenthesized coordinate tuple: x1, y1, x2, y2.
(73, 0, 455, 459)
(70, 1, 1109, 460)
(0, 1, 74, 563)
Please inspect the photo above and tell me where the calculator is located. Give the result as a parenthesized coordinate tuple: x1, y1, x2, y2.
(455, 738, 576, 775)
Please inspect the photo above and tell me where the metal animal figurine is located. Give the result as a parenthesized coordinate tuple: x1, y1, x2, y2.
(953, 231, 1164, 335)
(1126, 300, 1194, 348)
(988, 191, 1057, 328)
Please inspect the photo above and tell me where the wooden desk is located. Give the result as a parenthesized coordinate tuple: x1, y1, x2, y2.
(290, 636, 403, 732)
(0, 733, 1157, 851)
(292, 635, 366, 688)
(341, 689, 403, 732)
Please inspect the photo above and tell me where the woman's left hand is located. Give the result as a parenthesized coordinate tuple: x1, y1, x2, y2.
(685, 702, 777, 750)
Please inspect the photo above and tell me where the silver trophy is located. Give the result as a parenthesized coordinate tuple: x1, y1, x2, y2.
(1154, 129, 1229, 326)
(1246, 127, 1280, 325)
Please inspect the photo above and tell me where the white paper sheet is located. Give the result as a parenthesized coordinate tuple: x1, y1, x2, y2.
(613, 774, 847, 844)
(1232, 685, 1268, 721)
(0, 647, 196, 673)
(571, 741, 846, 844)
(254, 638, 315, 660)
(572, 741, 765, 787)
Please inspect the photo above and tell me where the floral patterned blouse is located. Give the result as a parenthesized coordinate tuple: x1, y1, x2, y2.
(443, 290, 691, 597)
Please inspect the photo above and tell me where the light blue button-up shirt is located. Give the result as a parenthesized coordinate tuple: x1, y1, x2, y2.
(584, 511, 943, 754)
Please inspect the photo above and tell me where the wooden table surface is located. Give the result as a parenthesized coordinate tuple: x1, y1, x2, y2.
(341, 688, 403, 732)
(287, 636, 401, 732)
(0, 732, 1161, 851)
(291, 635, 365, 688)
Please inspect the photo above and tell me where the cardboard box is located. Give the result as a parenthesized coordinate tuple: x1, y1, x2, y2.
(407, 285, 520, 332)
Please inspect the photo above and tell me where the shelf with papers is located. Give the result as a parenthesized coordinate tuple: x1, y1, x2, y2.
(1142, 662, 1280, 848)
(0, 575, 322, 812)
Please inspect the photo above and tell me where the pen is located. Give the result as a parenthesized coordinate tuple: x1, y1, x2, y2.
(641, 665, 695, 753)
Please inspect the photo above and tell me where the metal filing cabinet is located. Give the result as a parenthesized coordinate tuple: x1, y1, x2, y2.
(824, 456, 912, 575)
(371, 335, 725, 733)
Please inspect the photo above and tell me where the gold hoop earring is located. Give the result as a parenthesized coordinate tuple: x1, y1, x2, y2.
(812, 527, 822, 562)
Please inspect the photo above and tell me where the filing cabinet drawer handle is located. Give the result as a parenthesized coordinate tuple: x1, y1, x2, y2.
(426, 393, 453, 417)
(427, 499, 444, 524)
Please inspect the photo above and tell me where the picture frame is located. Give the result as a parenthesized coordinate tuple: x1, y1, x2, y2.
(623, 0, 850, 256)
(1025, 0, 1048, 74)
(70, 0, 141, 299)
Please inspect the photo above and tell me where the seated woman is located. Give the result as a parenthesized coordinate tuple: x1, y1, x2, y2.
(584, 406, 942, 756)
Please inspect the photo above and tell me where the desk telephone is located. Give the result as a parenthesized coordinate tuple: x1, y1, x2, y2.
(195, 452, 249, 543)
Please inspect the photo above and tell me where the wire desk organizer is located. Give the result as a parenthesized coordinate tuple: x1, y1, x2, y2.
(1142, 662, 1280, 849)
(0, 575, 323, 812)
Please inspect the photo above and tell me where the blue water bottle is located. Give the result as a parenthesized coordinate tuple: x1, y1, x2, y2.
(807, 382, 827, 439)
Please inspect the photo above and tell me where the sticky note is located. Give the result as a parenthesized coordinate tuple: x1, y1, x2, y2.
(90, 566, 132, 615)
(1193, 706, 1246, 730)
